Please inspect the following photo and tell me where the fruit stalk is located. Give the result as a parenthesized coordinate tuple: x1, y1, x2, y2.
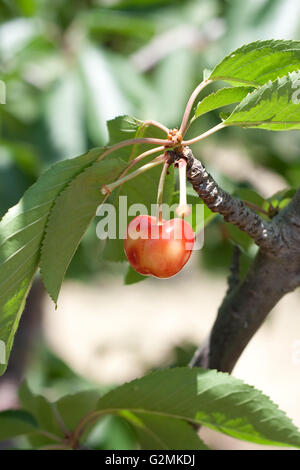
(179, 79, 212, 136)
(176, 158, 190, 218)
(101, 157, 164, 195)
(156, 159, 169, 224)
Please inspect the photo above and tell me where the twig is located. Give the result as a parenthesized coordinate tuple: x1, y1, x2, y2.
(51, 403, 70, 437)
(182, 122, 226, 145)
(97, 137, 171, 162)
(139, 120, 169, 136)
(243, 200, 269, 217)
(179, 79, 213, 137)
(156, 160, 170, 223)
(101, 157, 164, 194)
(118, 146, 166, 181)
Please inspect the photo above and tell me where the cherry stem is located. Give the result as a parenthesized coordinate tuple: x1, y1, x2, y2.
(97, 137, 171, 162)
(156, 159, 169, 224)
(139, 120, 169, 135)
(101, 157, 164, 194)
(37, 430, 63, 443)
(182, 122, 226, 145)
(128, 122, 169, 162)
(118, 146, 166, 181)
(176, 159, 190, 218)
(179, 79, 212, 137)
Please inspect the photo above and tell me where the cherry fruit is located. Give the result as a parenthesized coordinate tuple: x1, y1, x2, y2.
(124, 215, 195, 278)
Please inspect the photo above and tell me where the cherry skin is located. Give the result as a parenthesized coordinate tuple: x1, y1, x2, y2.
(124, 215, 195, 278)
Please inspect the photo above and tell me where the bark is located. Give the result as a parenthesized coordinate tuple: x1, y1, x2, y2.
(226, 245, 241, 296)
(167, 147, 300, 373)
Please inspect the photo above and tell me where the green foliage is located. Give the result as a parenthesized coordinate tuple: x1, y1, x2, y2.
(0, 409, 37, 441)
(85, 415, 138, 450)
(19, 382, 64, 447)
(96, 367, 300, 448)
(40, 158, 127, 303)
(268, 188, 297, 210)
(1, 367, 298, 449)
(124, 266, 146, 285)
(194, 86, 254, 120)
(0, 147, 103, 375)
(225, 71, 300, 130)
(121, 411, 208, 450)
(209, 40, 300, 86)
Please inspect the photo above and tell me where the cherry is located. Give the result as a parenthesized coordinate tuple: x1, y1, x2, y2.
(124, 215, 195, 278)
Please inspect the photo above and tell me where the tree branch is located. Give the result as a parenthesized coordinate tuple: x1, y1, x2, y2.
(190, 250, 300, 372)
(168, 147, 283, 255)
(226, 245, 241, 296)
(166, 147, 300, 374)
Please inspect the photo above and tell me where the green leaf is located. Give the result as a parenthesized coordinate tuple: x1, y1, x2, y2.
(225, 71, 300, 130)
(209, 39, 300, 87)
(107, 115, 143, 151)
(121, 411, 208, 450)
(40, 158, 127, 304)
(95, 367, 300, 448)
(0, 148, 102, 375)
(19, 383, 100, 447)
(268, 188, 296, 209)
(124, 266, 146, 285)
(106, 114, 150, 164)
(55, 390, 100, 431)
(19, 382, 62, 447)
(0, 409, 38, 441)
(193, 86, 254, 120)
(85, 414, 138, 450)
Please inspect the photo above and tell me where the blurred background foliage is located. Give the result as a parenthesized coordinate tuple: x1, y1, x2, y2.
(1, 0, 300, 449)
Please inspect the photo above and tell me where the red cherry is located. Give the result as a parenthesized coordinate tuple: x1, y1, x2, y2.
(124, 215, 195, 278)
